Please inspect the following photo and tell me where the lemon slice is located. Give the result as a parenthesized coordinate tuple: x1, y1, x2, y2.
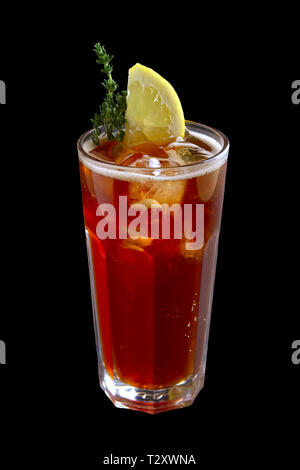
(125, 63, 185, 145)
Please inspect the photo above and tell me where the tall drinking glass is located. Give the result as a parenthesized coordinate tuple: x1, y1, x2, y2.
(77, 121, 229, 413)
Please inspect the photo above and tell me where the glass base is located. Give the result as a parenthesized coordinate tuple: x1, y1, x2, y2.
(99, 369, 204, 414)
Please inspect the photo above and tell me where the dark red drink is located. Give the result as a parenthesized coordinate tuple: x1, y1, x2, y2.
(78, 121, 229, 413)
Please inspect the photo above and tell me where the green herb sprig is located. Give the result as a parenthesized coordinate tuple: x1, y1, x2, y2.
(91, 43, 127, 144)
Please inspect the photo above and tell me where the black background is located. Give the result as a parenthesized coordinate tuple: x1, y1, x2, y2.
(0, 10, 299, 467)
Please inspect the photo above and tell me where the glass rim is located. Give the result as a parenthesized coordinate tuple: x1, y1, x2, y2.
(77, 120, 229, 178)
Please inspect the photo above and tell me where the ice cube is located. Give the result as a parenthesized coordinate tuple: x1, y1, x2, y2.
(80, 163, 114, 205)
(117, 152, 178, 168)
(134, 156, 179, 169)
(178, 148, 211, 163)
(196, 169, 220, 201)
(131, 142, 169, 158)
(165, 141, 213, 164)
(180, 240, 204, 263)
(80, 164, 95, 197)
(132, 198, 161, 208)
(164, 149, 185, 166)
(129, 178, 186, 205)
(93, 173, 114, 205)
(122, 237, 153, 252)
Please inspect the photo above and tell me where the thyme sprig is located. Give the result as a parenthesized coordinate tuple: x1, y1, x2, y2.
(91, 43, 127, 144)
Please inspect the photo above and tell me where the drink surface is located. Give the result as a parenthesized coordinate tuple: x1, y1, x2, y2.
(89, 129, 220, 166)
(79, 125, 228, 389)
(79, 125, 227, 182)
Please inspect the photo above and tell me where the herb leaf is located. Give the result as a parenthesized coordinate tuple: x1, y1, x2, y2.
(91, 43, 127, 144)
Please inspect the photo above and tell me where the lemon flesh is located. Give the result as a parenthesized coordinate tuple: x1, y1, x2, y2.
(125, 63, 185, 145)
